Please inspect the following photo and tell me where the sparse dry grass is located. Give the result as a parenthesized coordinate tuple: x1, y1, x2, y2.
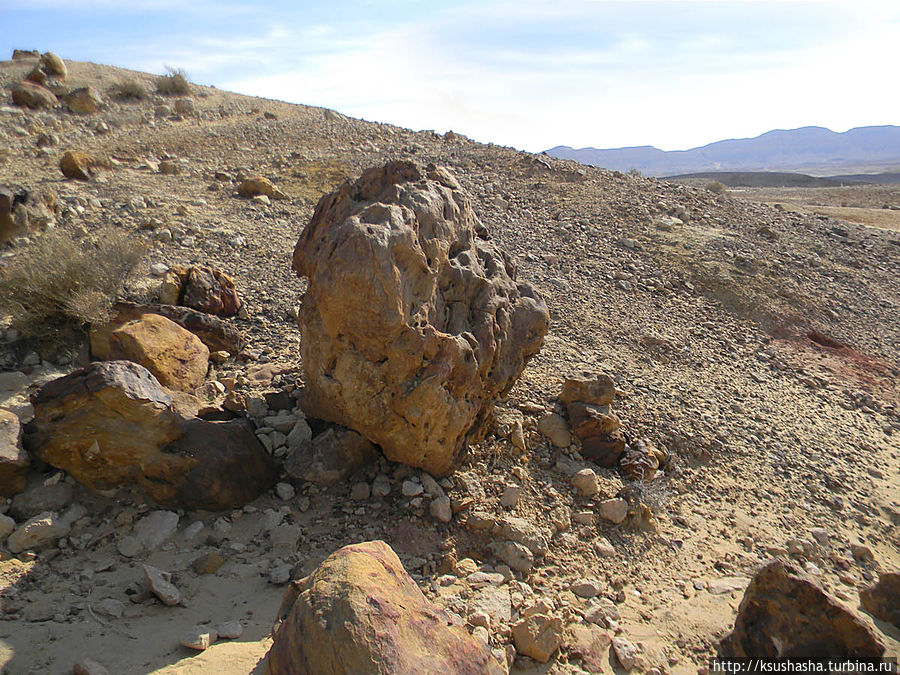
(156, 66, 191, 96)
(113, 78, 148, 100)
(281, 160, 355, 203)
(0, 228, 145, 339)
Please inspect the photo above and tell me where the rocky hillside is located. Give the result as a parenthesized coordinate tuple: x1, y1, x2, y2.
(1, 54, 898, 674)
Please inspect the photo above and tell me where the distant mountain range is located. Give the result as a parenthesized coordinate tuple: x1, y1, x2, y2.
(545, 125, 900, 176)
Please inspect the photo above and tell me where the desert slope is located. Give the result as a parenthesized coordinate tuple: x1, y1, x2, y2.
(0, 56, 898, 673)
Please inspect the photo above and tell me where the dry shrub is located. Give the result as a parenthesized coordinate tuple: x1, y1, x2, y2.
(156, 66, 191, 96)
(113, 78, 148, 100)
(706, 180, 726, 194)
(0, 228, 145, 338)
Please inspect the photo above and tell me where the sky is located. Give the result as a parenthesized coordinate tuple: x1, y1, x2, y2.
(2, 0, 898, 153)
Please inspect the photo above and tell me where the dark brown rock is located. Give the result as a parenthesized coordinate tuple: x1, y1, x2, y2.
(265, 540, 503, 675)
(293, 161, 548, 475)
(11, 81, 57, 109)
(719, 560, 885, 658)
(11, 49, 39, 60)
(284, 426, 377, 486)
(859, 572, 900, 628)
(59, 151, 106, 181)
(567, 401, 621, 440)
(160, 265, 242, 317)
(580, 429, 627, 467)
(0, 410, 29, 497)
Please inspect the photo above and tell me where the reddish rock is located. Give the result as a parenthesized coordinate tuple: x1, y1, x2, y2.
(265, 540, 503, 675)
(567, 401, 621, 440)
(580, 430, 627, 467)
(63, 86, 103, 114)
(719, 560, 885, 658)
(294, 161, 548, 476)
(11, 81, 57, 109)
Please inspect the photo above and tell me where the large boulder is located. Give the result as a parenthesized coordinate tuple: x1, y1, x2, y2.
(0, 409, 29, 497)
(293, 161, 548, 475)
(25, 361, 276, 510)
(719, 560, 885, 658)
(108, 313, 210, 392)
(11, 81, 57, 109)
(265, 540, 503, 674)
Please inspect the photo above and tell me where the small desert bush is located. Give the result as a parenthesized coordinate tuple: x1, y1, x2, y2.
(706, 180, 726, 194)
(113, 78, 148, 100)
(156, 66, 191, 96)
(0, 229, 145, 338)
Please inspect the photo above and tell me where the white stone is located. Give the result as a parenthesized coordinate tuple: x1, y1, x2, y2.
(597, 498, 629, 524)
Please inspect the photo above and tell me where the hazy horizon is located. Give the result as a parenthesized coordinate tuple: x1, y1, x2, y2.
(3, 0, 898, 153)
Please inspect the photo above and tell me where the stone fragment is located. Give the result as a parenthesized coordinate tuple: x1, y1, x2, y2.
(63, 87, 102, 114)
(60, 151, 106, 180)
(217, 621, 243, 639)
(40, 52, 67, 78)
(275, 482, 295, 501)
(293, 161, 548, 476)
(488, 540, 533, 573)
(497, 517, 548, 555)
(571, 578, 603, 598)
(181, 626, 217, 650)
(7, 511, 69, 553)
(430, 496, 453, 523)
(192, 552, 225, 575)
(159, 265, 242, 317)
(567, 401, 621, 440)
(559, 371, 617, 407)
(132, 510, 179, 551)
(10, 483, 73, 520)
(0, 409, 29, 496)
(718, 560, 885, 658)
(598, 498, 629, 524)
(11, 81, 57, 109)
(538, 413, 571, 448)
(571, 468, 600, 498)
(511, 613, 562, 663)
(0, 514, 15, 541)
(283, 426, 377, 486)
(859, 572, 900, 628)
(265, 540, 503, 674)
(238, 177, 287, 200)
(567, 623, 611, 673)
(109, 313, 209, 392)
(144, 564, 181, 606)
(612, 637, 638, 670)
(581, 429, 627, 467)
